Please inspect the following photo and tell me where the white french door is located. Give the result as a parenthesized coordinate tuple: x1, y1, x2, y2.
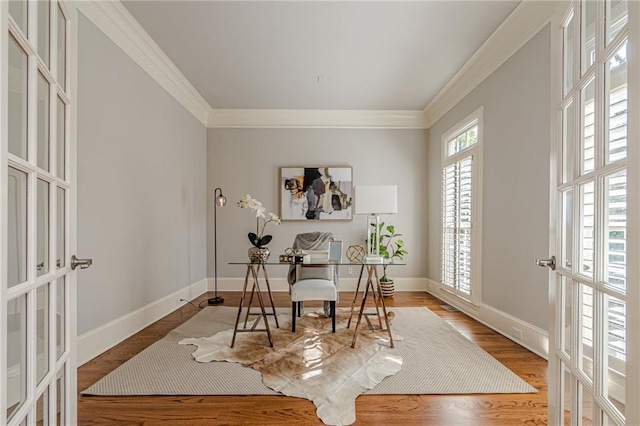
(548, 0, 639, 425)
(1, 0, 78, 425)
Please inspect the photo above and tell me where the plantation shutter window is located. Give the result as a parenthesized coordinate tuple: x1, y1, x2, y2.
(440, 108, 482, 304)
(441, 157, 473, 297)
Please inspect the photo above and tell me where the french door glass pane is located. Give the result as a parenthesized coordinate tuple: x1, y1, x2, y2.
(580, 284, 594, 381)
(7, 295, 27, 421)
(582, 79, 596, 175)
(562, 101, 574, 183)
(605, 41, 627, 164)
(37, 284, 50, 384)
(37, 179, 50, 277)
(57, 187, 65, 268)
(36, 387, 48, 425)
(606, 295, 626, 363)
(38, 0, 50, 67)
(37, 388, 48, 425)
(8, 167, 28, 288)
(38, 73, 50, 172)
(580, 181, 595, 278)
(604, 294, 626, 417)
(56, 97, 65, 179)
(604, 170, 626, 291)
(562, 363, 573, 425)
(563, 12, 574, 97)
(582, 0, 596, 74)
(607, 0, 627, 43)
(56, 277, 65, 359)
(9, 0, 28, 34)
(561, 276, 573, 355)
(56, 367, 65, 425)
(562, 189, 573, 269)
(581, 384, 595, 425)
(57, 5, 66, 90)
(603, 412, 616, 426)
(8, 35, 28, 160)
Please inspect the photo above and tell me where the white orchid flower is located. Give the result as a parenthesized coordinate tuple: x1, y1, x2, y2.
(237, 194, 281, 247)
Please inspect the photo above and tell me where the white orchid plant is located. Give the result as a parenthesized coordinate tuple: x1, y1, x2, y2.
(237, 194, 282, 248)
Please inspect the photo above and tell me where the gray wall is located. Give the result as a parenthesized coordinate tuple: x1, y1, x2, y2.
(77, 15, 207, 334)
(427, 25, 551, 330)
(207, 128, 428, 280)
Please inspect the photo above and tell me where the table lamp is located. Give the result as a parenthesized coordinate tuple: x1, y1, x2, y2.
(354, 185, 397, 264)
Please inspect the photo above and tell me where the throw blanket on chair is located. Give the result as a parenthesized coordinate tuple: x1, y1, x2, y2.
(287, 232, 339, 315)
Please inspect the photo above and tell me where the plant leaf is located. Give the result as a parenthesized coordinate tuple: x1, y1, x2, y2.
(258, 235, 272, 247)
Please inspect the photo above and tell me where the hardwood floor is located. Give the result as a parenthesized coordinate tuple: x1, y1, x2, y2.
(78, 291, 548, 425)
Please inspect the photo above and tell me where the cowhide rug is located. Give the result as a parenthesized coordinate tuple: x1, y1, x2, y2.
(179, 309, 403, 426)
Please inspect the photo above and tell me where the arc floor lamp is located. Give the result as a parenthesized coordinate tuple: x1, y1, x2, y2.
(209, 187, 226, 305)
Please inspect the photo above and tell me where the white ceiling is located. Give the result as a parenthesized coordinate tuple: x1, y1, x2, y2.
(122, 1, 520, 111)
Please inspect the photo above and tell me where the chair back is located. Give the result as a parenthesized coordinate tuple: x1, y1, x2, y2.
(287, 232, 336, 286)
(297, 264, 332, 281)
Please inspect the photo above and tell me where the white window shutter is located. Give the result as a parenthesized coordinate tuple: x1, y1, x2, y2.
(441, 156, 473, 298)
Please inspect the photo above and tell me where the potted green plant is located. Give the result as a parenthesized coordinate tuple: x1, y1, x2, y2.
(370, 222, 408, 297)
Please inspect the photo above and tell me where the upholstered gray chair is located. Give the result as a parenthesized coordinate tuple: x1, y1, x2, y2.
(287, 232, 339, 333)
(291, 265, 337, 332)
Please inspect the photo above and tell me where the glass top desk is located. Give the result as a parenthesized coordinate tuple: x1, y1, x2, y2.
(227, 261, 404, 349)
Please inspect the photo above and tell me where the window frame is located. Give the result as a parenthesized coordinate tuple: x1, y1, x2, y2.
(440, 106, 484, 307)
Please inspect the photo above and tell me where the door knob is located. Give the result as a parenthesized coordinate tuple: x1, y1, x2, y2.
(535, 256, 556, 270)
(71, 255, 93, 271)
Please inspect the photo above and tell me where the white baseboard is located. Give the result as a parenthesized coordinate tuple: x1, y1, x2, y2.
(210, 276, 428, 293)
(77, 278, 208, 366)
(426, 278, 549, 359)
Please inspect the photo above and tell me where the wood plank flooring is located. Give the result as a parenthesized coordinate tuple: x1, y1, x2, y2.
(78, 291, 548, 425)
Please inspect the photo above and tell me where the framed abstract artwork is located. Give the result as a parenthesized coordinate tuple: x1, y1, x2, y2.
(279, 167, 353, 221)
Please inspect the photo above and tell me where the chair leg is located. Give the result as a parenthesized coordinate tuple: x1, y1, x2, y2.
(330, 301, 336, 333)
(292, 301, 296, 332)
(298, 301, 302, 317)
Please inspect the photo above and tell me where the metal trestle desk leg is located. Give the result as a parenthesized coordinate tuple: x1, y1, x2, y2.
(351, 265, 394, 349)
(231, 264, 274, 348)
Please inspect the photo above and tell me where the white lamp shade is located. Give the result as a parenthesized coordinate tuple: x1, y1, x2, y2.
(354, 185, 398, 214)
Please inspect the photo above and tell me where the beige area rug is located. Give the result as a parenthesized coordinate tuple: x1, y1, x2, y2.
(181, 310, 402, 425)
(83, 306, 537, 422)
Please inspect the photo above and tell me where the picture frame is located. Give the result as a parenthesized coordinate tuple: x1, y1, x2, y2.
(279, 166, 353, 221)
(329, 240, 343, 263)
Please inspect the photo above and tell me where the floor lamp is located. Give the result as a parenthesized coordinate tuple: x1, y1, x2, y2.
(354, 185, 398, 264)
(209, 187, 227, 305)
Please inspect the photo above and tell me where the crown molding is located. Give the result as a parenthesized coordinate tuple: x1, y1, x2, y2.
(74, 0, 557, 130)
(423, 0, 558, 128)
(75, 1, 212, 126)
(208, 109, 428, 129)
